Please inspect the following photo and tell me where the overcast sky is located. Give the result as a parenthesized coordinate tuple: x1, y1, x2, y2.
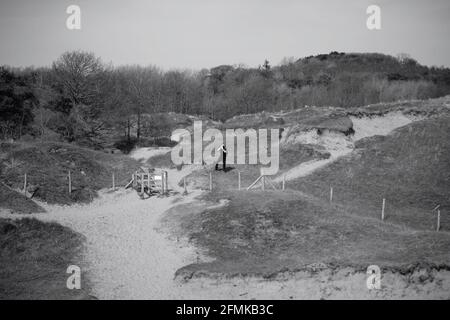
(0, 0, 449, 69)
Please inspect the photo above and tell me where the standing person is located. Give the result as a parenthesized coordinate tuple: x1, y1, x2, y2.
(215, 144, 227, 172)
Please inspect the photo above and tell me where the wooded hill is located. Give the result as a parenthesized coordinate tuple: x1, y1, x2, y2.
(1, 51, 450, 152)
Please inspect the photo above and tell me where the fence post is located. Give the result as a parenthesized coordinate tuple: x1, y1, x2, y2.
(141, 173, 144, 194)
(68, 170, 72, 194)
(165, 171, 168, 194)
(282, 175, 285, 191)
(238, 171, 241, 190)
(330, 186, 333, 203)
(246, 175, 263, 190)
(23, 173, 27, 196)
(437, 210, 441, 232)
(112, 172, 115, 190)
(381, 198, 386, 221)
(183, 177, 188, 195)
(209, 172, 212, 191)
(262, 175, 265, 191)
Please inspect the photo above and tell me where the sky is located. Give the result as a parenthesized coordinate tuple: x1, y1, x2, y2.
(0, 0, 449, 70)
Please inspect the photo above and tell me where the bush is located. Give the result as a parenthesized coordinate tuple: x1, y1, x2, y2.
(113, 138, 138, 154)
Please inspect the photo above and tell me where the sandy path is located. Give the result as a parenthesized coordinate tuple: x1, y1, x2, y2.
(274, 130, 353, 183)
(129, 147, 171, 162)
(1, 165, 203, 299)
(274, 112, 418, 182)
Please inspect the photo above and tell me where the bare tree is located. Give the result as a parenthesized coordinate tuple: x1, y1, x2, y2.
(53, 51, 105, 107)
(52, 51, 108, 143)
(118, 66, 160, 140)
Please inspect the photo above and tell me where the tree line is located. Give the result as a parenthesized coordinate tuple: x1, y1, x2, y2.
(1, 50, 450, 149)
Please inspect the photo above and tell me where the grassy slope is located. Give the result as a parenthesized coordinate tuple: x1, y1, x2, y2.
(0, 141, 141, 206)
(172, 100, 450, 277)
(0, 218, 92, 299)
(223, 106, 353, 133)
(183, 142, 329, 193)
(146, 105, 351, 174)
(175, 190, 450, 277)
(348, 95, 450, 118)
(0, 184, 44, 214)
(289, 117, 450, 231)
(181, 127, 330, 192)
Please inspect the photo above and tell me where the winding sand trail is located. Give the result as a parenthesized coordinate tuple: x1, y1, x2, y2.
(1, 165, 204, 299)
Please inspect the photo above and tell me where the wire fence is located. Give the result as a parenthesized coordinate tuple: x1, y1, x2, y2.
(182, 170, 445, 233)
(14, 168, 445, 232)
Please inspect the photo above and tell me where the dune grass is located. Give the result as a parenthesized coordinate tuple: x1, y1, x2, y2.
(182, 131, 329, 192)
(0, 218, 92, 299)
(0, 184, 44, 214)
(173, 110, 450, 277)
(175, 189, 450, 277)
(348, 95, 450, 118)
(0, 141, 141, 205)
(145, 151, 174, 169)
(289, 117, 450, 231)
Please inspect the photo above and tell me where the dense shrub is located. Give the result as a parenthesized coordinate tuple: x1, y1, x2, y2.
(113, 137, 138, 154)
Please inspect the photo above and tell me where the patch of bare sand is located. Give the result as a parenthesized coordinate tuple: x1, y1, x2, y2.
(175, 268, 450, 299)
(129, 147, 171, 162)
(274, 112, 422, 183)
(350, 112, 421, 141)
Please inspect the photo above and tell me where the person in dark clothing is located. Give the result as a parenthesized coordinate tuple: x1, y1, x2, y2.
(215, 144, 227, 171)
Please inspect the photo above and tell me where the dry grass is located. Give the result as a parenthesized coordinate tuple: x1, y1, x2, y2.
(348, 95, 450, 118)
(0, 141, 141, 205)
(0, 184, 44, 214)
(289, 117, 450, 231)
(223, 106, 354, 134)
(182, 130, 329, 192)
(175, 189, 450, 277)
(172, 104, 450, 277)
(145, 151, 174, 169)
(184, 143, 328, 193)
(0, 218, 92, 299)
